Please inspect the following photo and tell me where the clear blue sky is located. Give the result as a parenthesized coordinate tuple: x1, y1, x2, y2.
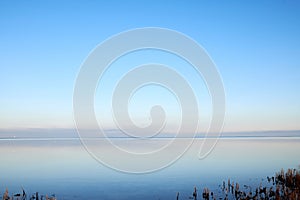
(0, 0, 299, 132)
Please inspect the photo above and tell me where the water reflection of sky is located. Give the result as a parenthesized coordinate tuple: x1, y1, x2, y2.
(1, 138, 300, 200)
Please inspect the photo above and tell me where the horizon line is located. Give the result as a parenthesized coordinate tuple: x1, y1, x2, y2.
(0, 127, 300, 134)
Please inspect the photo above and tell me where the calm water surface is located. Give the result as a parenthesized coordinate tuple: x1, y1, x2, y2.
(0, 137, 300, 199)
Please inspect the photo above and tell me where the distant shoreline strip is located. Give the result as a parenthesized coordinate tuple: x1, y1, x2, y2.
(1, 136, 300, 141)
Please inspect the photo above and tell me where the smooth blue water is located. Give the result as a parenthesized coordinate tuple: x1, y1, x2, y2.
(0, 137, 300, 199)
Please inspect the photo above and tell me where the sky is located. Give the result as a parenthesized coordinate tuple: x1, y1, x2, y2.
(0, 0, 300, 133)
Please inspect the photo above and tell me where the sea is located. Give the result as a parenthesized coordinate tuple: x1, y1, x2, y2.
(0, 129, 300, 200)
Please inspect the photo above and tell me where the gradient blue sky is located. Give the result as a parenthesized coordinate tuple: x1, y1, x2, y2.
(0, 0, 299, 132)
